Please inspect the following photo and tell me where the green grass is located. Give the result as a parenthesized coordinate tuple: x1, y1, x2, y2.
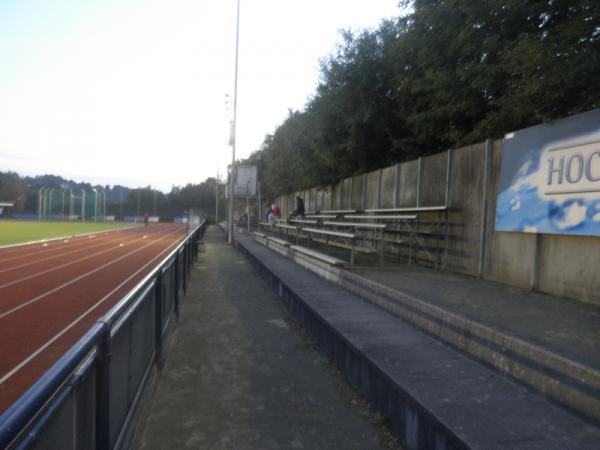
(0, 220, 139, 246)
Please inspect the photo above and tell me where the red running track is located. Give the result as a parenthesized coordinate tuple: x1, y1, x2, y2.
(0, 223, 187, 414)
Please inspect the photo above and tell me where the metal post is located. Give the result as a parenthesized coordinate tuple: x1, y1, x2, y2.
(154, 272, 164, 364)
(38, 188, 43, 220)
(445, 149, 453, 208)
(257, 182, 261, 232)
(377, 168, 383, 208)
(349, 177, 353, 209)
(246, 196, 250, 233)
(478, 141, 492, 278)
(416, 157, 422, 207)
(137, 189, 141, 222)
(215, 173, 219, 224)
(228, 0, 241, 245)
(47, 188, 54, 221)
(82, 190, 85, 223)
(361, 175, 367, 211)
(95, 324, 111, 450)
(394, 164, 400, 207)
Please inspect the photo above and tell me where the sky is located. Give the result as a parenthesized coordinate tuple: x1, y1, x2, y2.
(0, 0, 402, 192)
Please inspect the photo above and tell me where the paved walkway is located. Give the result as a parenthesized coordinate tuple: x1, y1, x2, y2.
(133, 227, 395, 449)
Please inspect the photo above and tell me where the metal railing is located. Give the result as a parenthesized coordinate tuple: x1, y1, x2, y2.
(0, 220, 207, 450)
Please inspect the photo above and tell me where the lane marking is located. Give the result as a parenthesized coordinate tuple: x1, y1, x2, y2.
(0, 234, 139, 274)
(0, 226, 169, 266)
(0, 226, 171, 274)
(0, 230, 126, 263)
(0, 233, 185, 385)
(0, 230, 183, 318)
(0, 234, 155, 289)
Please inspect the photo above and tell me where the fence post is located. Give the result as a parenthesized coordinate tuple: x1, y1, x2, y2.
(394, 164, 400, 208)
(377, 169, 383, 208)
(154, 272, 164, 364)
(416, 157, 422, 207)
(478, 141, 492, 278)
(95, 324, 111, 450)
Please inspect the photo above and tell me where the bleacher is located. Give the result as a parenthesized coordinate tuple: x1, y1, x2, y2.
(255, 205, 456, 267)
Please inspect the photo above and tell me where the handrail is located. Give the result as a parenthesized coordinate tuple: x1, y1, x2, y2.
(0, 221, 206, 449)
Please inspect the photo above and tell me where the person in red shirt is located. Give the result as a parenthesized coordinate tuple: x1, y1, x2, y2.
(271, 204, 281, 221)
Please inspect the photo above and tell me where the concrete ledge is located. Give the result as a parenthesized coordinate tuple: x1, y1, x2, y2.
(236, 235, 600, 449)
(252, 232, 600, 425)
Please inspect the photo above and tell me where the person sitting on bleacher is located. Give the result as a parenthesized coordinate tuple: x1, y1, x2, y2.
(272, 204, 281, 221)
(290, 196, 304, 218)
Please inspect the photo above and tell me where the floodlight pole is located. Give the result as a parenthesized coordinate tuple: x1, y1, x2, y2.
(48, 188, 54, 221)
(38, 188, 44, 220)
(228, 0, 241, 245)
(215, 172, 219, 223)
(69, 188, 73, 220)
(137, 189, 141, 222)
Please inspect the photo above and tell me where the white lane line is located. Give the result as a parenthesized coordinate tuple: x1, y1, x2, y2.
(0, 227, 170, 274)
(0, 234, 152, 289)
(0, 230, 127, 263)
(0, 233, 184, 385)
(0, 230, 182, 319)
(0, 225, 171, 266)
(0, 237, 130, 274)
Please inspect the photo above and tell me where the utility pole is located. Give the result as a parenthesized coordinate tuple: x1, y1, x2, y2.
(228, 0, 241, 245)
(215, 170, 219, 223)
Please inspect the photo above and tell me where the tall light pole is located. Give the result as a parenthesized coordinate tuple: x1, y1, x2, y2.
(92, 188, 98, 222)
(228, 0, 241, 245)
(215, 170, 219, 223)
(137, 189, 141, 222)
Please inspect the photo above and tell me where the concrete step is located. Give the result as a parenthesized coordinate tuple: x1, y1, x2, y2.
(250, 233, 600, 426)
(238, 234, 600, 449)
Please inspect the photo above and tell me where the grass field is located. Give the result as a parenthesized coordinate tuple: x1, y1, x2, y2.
(0, 220, 139, 246)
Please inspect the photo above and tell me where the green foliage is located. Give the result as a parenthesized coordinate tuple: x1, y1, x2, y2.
(243, 0, 600, 197)
(0, 171, 225, 219)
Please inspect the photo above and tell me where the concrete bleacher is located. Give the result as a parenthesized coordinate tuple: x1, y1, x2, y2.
(250, 227, 600, 428)
(240, 231, 600, 448)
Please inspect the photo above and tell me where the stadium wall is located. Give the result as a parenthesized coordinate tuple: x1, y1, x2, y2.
(274, 139, 600, 305)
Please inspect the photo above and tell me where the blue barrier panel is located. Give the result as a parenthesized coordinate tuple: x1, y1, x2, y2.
(0, 219, 207, 450)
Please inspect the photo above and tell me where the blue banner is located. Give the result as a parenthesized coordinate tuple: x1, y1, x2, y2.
(495, 109, 600, 236)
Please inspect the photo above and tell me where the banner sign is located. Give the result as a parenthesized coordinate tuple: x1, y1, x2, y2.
(234, 165, 257, 197)
(495, 109, 600, 236)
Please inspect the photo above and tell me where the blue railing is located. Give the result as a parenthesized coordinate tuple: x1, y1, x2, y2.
(0, 220, 207, 450)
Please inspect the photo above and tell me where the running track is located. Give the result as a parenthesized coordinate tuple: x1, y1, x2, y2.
(0, 223, 187, 414)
